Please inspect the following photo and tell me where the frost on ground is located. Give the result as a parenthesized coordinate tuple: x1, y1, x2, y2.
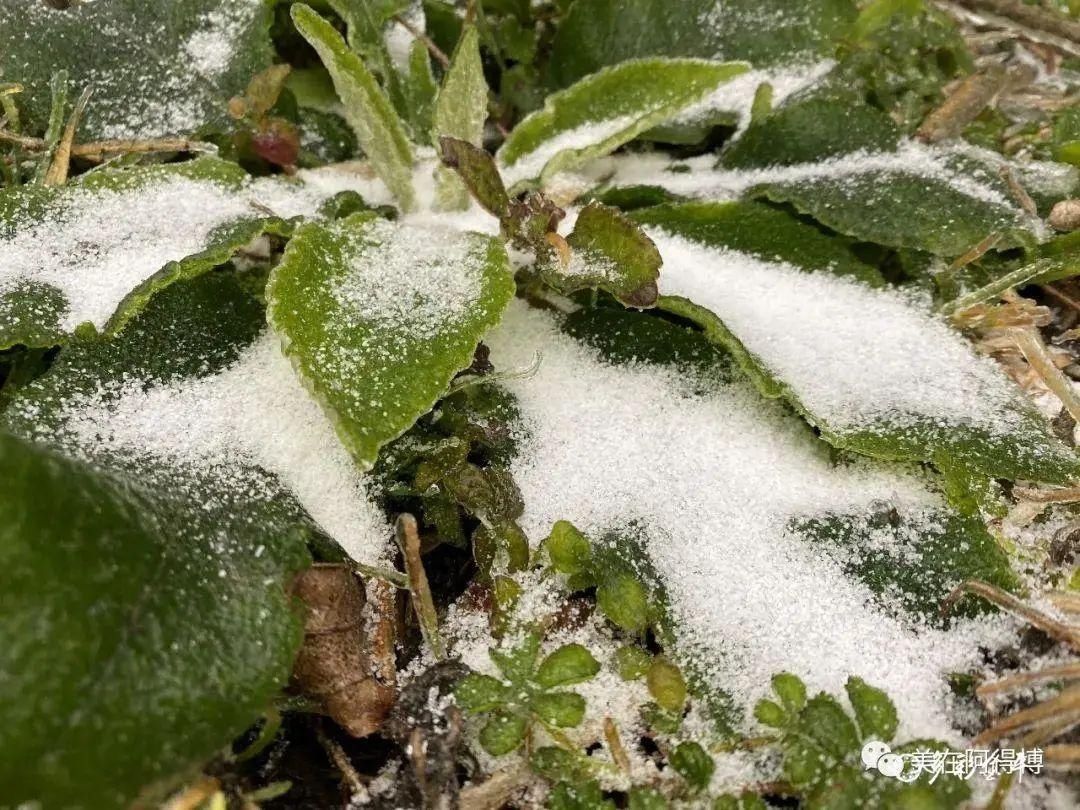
(486, 301, 1015, 744)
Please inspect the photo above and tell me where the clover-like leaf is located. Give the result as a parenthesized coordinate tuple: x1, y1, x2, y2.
(534, 644, 601, 689)
(532, 691, 587, 728)
(772, 672, 807, 714)
(490, 631, 543, 684)
(845, 676, 899, 743)
(646, 659, 687, 712)
(545, 520, 593, 575)
(292, 4, 416, 211)
(670, 741, 715, 791)
(479, 709, 529, 755)
(596, 572, 650, 633)
(497, 58, 747, 189)
(266, 213, 514, 469)
(454, 673, 510, 713)
(0, 0, 273, 139)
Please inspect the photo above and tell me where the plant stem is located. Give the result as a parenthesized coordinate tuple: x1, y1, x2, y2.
(395, 513, 446, 660)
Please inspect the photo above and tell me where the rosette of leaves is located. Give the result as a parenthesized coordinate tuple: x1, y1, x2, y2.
(754, 673, 970, 808)
(454, 630, 601, 755)
(543, 521, 657, 634)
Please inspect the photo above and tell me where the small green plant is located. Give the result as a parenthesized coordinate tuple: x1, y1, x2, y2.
(755, 673, 971, 808)
(544, 521, 653, 633)
(454, 630, 601, 755)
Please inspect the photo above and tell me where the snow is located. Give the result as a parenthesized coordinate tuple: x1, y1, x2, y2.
(47, 330, 390, 563)
(331, 219, 489, 341)
(649, 231, 1032, 438)
(487, 300, 1013, 742)
(0, 166, 395, 332)
(670, 60, 836, 134)
(590, 141, 1031, 216)
(498, 115, 640, 188)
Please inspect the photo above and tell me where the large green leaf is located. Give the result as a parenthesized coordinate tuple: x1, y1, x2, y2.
(292, 4, 417, 211)
(631, 201, 882, 285)
(548, 0, 857, 87)
(643, 209, 1080, 483)
(0, 158, 290, 350)
(497, 58, 748, 189)
(0, 0, 273, 139)
(0, 274, 317, 808)
(433, 25, 488, 209)
(267, 213, 514, 468)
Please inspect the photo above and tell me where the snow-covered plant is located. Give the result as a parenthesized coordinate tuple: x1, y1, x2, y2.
(1, 0, 1079, 807)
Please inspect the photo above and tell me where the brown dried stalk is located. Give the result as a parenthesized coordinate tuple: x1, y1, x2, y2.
(942, 580, 1080, 649)
(43, 86, 91, 186)
(948, 0, 1080, 44)
(396, 513, 447, 660)
(604, 717, 632, 774)
(393, 13, 450, 69)
(292, 564, 397, 737)
(1011, 327, 1080, 425)
(458, 762, 532, 810)
(917, 64, 1007, 143)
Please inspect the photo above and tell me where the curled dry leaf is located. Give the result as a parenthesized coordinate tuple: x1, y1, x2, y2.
(291, 563, 398, 737)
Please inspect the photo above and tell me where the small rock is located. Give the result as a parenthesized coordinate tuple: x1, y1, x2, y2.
(1049, 199, 1080, 232)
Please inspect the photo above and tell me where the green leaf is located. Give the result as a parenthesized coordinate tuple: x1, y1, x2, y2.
(0, 431, 308, 808)
(402, 39, 439, 139)
(0, 157, 290, 350)
(0, 276, 317, 807)
(531, 746, 590, 783)
(546, 520, 593, 575)
(490, 631, 543, 684)
(497, 58, 748, 189)
(555, 202, 661, 308)
(440, 136, 512, 219)
(534, 644, 601, 688)
(800, 694, 861, 756)
(631, 201, 882, 285)
(548, 0, 856, 87)
(614, 645, 651, 681)
(596, 572, 650, 632)
(628, 788, 667, 810)
(479, 709, 529, 755)
(0, 0, 274, 138)
(548, 780, 616, 810)
(845, 677, 899, 742)
(455, 673, 510, 712)
(670, 741, 715, 792)
(645, 208, 1080, 484)
(721, 96, 901, 168)
(754, 699, 787, 728)
(532, 691, 587, 727)
(292, 4, 417, 211)
(646, 659, 687, 712)
(266, 213, 514, 468)
(433, 25, 489, 209)
(771, 672, 807, 713)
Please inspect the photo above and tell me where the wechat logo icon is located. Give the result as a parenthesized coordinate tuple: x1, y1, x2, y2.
(861, 740, 907, 779)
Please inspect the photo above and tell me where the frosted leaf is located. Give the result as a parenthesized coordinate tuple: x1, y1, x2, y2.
(645, 222, 1080, 483)
(267, 214, 515, 468)
(0, 0, 273, 139)
(496, 59, 748, 189)
(0, 159, 391, 348)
